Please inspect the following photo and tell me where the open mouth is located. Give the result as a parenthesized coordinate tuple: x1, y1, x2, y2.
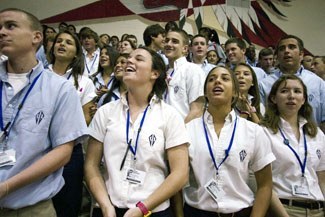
(126, 66, 135, 72)
(57, 47, 66, 52)
(212, 86, 223, 94)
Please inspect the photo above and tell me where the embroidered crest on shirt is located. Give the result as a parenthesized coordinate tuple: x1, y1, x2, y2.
(35, 111, 44, 125)
(239, 150, 247, 162)
(316, 149, 321, 159)
(308, 94, 314, 102)
(149, 134, 156, 146)
(174, 86, 179, 94)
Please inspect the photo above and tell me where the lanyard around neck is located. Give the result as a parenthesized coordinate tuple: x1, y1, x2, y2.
(126, 104, 150, 159)
(202, 114, 238, 175)
(85, 54, 98, 74)
(106, 76, 114, 88)
(279, 127, 307, 177)
(0, 71, 43, 137)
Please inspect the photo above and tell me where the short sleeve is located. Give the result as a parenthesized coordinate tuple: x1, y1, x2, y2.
(250, 125, 276, 172)
(50, 82, 88, 147)
(164, 106, 190, 149)
(88, 105, 110, 142)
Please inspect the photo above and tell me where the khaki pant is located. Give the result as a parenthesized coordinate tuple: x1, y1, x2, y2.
(284, 204, 325, 217)
(0, 199, 56, 217)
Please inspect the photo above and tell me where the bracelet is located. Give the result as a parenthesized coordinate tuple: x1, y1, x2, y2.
(136, 201, 152, 217)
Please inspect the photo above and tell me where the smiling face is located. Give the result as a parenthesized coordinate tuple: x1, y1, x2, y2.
(225, 43, 245, 64)
(123, 48, 158, 89)
(152, 33, 165, 50)
(207, 50, 219, 65)
(164, 31, 188, 62)
(205, 67, 236, 107)
(234, 65, 254, 94)
(271, 79, 305, 118)
(53, 33, 77, 62)
(114, 55, 127, 81)
(99, 48, 111, 68)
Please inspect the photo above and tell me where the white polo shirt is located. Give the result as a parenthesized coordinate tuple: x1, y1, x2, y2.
(48, 65, 97, 106)
(263, 117, 325, 201)
(184, 110, 275, 213)
(89, 94, 189, 212)
(164, 57, 205, 119)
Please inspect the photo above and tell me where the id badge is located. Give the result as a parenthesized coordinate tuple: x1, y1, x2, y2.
(124, 167, 146, 185)
(292, 178, 310, 196)
(0, 149, 16, 167)
(204, 178, 225, 202)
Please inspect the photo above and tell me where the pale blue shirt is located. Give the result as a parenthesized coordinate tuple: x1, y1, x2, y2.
(0, 61, 88, 209)
(259, 66, 325, 125)
(198, 60, 216, 77)
(36, 45, 48, 68)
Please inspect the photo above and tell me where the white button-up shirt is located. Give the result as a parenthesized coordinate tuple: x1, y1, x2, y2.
(89, 94, 189, 212)
(263, 117, 325, 201)
(184, 110, 275, 213)
(164, 57, 205, 119)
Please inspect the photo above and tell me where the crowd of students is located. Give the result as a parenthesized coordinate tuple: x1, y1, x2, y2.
(0, 8, 324, 217)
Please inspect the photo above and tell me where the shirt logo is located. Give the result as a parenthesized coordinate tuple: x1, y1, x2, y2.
(316, 149, 321, 159)
(308, 94, 314, 102)
(239, 150, 247, 162)
(149, 134, 156, 146)
(35, 111, 44, 125)
(174, 86, 179, 94)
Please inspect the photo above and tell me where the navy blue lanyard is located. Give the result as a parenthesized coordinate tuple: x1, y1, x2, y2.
(0, 71, 43, 137)
(85, 54, 98, 74)
(279, 127, 307, 177)
(126, 104, 150, 159)
(67, 72, 72, 80)
(202, 114, 238, 175)
(112, 92, 119, 101)
(106, 76, 114, 88)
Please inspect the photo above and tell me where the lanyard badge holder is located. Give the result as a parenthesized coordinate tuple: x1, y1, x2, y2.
(203, 115, 238, 202)
(0, 126, 16, 167)
(123, 105, 150, 185)
(279, 128, 310, 196)
(0, 71, 43, 167)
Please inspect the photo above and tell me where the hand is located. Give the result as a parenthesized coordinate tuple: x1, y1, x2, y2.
(89, 105, 97, 117)
(123, 207, 143, 217)
(236, 94, 250, 112)
(96, 87, 109, 97)
(101, 205, 117, 217)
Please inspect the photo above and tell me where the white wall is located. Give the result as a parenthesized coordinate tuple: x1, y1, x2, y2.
(0, 0, 324, 54)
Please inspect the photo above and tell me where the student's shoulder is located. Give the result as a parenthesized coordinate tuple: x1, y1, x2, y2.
(42, 69, 76, 92)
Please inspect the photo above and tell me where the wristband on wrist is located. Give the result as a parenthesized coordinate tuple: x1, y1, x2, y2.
(136, 201, 152, 217)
